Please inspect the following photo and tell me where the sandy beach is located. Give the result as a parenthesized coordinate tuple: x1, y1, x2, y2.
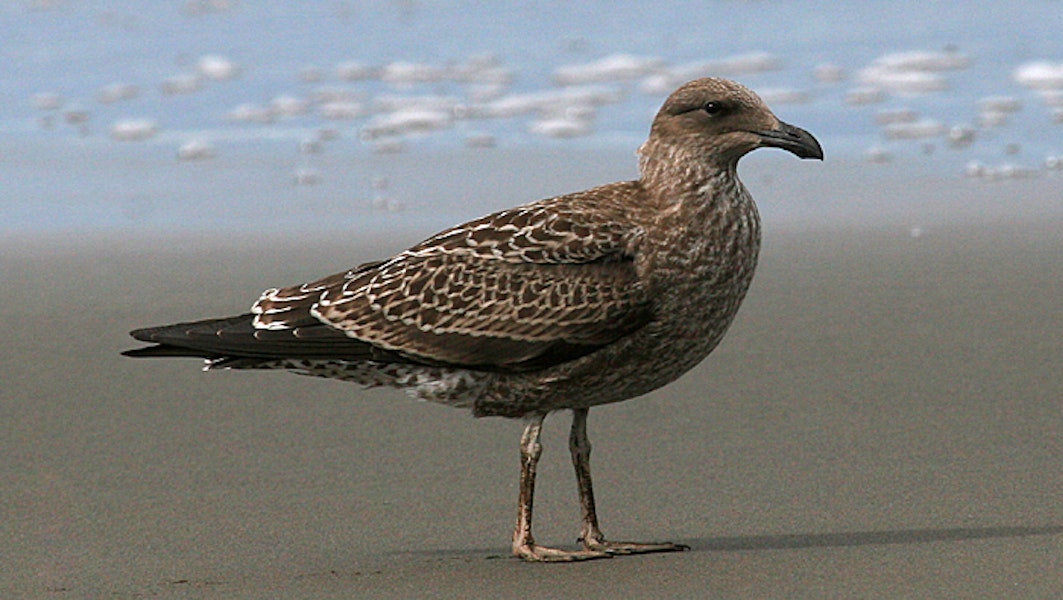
(5, 0, 1063, 596)
(3, 185, 1062, 597)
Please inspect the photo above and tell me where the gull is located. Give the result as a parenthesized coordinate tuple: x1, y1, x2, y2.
(124, 78, 823, 562)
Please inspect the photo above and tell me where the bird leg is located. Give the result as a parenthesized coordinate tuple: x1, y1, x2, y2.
(512, 412, 612, 562)
(569, 407, 689, 556)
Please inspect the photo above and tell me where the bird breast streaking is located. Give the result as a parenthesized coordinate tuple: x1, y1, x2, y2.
(123, 77, 823, 562)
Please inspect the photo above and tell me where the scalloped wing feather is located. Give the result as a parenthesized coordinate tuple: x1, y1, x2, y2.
(250, 183, 652, 370)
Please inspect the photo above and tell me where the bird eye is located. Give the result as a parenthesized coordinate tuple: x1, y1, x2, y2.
(702, 101, 724, 116)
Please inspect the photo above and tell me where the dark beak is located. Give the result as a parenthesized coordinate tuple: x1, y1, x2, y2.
(756, 121, 824, 160)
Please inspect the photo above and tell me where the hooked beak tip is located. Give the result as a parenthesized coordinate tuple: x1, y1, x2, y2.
(757, 121, 824, 160)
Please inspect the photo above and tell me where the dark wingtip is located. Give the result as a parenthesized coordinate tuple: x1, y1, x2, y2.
(128, 326, 167, 343)
(124, 327, 169, 358)
(121, 345, 159, 358)
(121, 344, 212, 359)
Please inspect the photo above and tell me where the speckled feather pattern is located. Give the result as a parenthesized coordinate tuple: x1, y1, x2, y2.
(129, 78, 821, 419)
(240, 81, 763, 417)
(251, 184, 652, 371)
(239, 161, 760, 417)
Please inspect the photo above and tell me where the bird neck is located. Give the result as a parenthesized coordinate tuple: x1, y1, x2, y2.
(635, 138, 762, 291)
(635, 139, 762, 319)
(637, 138, 750, 220)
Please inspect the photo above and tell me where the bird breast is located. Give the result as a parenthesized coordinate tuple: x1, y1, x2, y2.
(641, 173, 761, 328)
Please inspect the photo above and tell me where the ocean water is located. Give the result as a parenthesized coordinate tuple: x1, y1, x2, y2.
(1, 0, 1061, 235)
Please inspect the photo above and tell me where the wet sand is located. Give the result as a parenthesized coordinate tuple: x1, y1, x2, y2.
(2, 211, 1061, 597)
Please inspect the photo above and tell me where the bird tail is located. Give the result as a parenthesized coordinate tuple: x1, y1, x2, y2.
(122, 312, 381, 367)
(122, 314, 258, 361)
(121, 344, 217, 359)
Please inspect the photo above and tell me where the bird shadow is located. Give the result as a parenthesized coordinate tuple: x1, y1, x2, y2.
(687, 523, 1063, 552)
(396, 524, 1062, 562)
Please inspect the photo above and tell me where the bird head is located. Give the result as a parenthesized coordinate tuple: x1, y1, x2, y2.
(643, 78, 823, 168)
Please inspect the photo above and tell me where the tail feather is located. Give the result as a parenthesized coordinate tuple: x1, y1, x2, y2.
(121, 345, 219, 359)
(122, 312, 381, 363)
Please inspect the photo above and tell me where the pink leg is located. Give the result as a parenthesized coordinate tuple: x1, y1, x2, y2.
(512, 412, 611, 562)
(570, 408, 688, 556)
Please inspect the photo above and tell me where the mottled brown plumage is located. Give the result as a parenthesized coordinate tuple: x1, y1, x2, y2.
(124, 78, 822, 561)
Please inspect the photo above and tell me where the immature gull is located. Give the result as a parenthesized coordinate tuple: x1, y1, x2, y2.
(123, 77, 823, 562)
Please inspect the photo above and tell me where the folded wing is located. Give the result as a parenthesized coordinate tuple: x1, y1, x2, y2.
(252, 187, 651, 372)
